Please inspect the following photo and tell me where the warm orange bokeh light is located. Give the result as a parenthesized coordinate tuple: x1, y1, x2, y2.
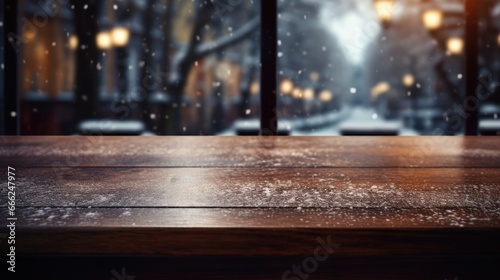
(374, 0, 396, 25)
(280, 79, 294, 94)
(309, 72, 319, 82)
(402, 74, 415, 87)
(292, 88, 303, 99)
(303, 88, 315, 101)
(250, 81, 260, 95)
(111, 27, 131, 47)
(422, 9, 443, 31)
(447, 38, 464, 55)
(69, 35, 79, 50)
(371, 82, 391, 99)
(319, 90, 333, 102)
(96, 31, 113, 50)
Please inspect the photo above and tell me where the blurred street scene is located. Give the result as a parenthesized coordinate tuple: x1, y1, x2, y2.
(1, 0, 499, 136)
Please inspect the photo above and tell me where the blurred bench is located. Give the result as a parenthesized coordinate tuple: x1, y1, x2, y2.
(480, 119, 500, 136)
(233, 119, 291, 136)
(78, 120, 151, 136)
(339, 122, 401, 136)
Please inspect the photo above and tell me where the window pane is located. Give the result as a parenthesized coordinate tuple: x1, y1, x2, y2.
(479, 0, 500, 135)
(16, 0, 260, 135)
(278, 0, 471, 136)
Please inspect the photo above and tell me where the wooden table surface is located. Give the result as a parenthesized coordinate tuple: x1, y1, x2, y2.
(1, 136, 499, 279)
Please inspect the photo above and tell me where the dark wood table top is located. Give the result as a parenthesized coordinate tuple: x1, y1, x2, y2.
(2, 136, 500, 168)
(1, 136, 499, 259)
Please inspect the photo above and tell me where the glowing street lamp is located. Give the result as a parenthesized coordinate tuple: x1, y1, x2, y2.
(250, 81, 260, 95)
(68, 35, 79, 51)
(447, 37, 464, 55)
(319, 90, 333, 103)
(374, 0, 396, 28)
(309, 72, 319, 82)
(292, 88, 303, 99)
(370, 82, 390, 99)
(422, 9, 443, 31)
(303, 88, 315, 101)
(111, 27, 131, 47)
(280, 79, 294, 95)
(96, 31, 113, 50)
(402, 74, 415, 88)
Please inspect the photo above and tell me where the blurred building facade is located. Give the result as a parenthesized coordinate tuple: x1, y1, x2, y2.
(18, 0, 261, 135)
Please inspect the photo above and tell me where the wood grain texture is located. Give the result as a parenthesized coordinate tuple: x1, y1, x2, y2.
(1, 136, 500, 167)
(0, 136, 499, 279)
(2, 167, 499, 208)
(14, 226, 500, 256)
(10, 208, 500, 256)
(11, 207, 500, 229)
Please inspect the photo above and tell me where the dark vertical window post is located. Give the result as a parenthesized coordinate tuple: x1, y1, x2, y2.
(260, 0, 278, 136)
(0, 0, 4, 134)
(465, 0, 479, 135)
(4, 0, 20, 135)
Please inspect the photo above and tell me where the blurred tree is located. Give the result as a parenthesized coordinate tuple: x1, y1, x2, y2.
(239, 31, 259, 120)
(239, 2, 261, 120)
(163, 0, 259, 134)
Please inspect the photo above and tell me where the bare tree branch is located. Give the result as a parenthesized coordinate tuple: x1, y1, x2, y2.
(194, 16, 260, 59)
(165, 2, 259, 134)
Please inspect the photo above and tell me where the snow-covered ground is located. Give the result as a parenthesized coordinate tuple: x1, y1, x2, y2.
(293, 107, 419, 136)
(220, 106, 419, 136)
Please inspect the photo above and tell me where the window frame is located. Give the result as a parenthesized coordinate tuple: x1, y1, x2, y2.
(3, 0, 20, 135)
(2, 0, 481, 136)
